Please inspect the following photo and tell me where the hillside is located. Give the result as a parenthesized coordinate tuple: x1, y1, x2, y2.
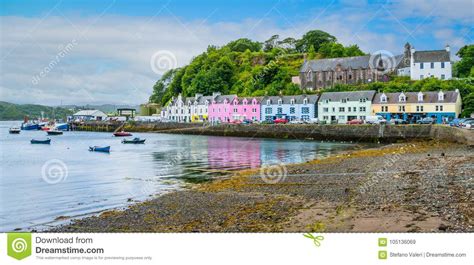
(149, 30, 365, 106)
(0, 101, 74, 121)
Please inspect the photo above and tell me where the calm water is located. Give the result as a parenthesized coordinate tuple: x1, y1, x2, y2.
(0, 121, 357, 231)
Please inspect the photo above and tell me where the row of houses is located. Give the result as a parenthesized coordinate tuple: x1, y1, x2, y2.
(162, 89, 462, 124)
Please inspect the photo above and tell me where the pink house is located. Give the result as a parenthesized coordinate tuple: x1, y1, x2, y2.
(209, 95, 261, 123)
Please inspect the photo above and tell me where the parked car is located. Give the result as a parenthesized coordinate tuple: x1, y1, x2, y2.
(274, 118, 289, 124)
(461, 120, 474, 129)
(416, 117, 435, 124)
(230, 120, 242, 124)
(365, 115, 387, 124)
(458, 118, 474, 127)
(305, 118, 319, 124)
(242, 119, 253, 124)
(390, 118, 408, 125)
(261, 120, 274, 124)
(346, 119, 364, 125)
(289, 119, 304, 124)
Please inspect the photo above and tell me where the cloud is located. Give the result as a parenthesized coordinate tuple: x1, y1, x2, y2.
(0, 1, 471, 105)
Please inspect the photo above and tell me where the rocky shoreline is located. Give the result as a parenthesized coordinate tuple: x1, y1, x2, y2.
(50, 141, 473, 233)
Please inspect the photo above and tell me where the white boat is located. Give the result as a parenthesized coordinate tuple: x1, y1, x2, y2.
(9, 127, 21, 134)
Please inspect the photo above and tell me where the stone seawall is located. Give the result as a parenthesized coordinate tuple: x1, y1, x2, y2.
(157, 124, 473, 145)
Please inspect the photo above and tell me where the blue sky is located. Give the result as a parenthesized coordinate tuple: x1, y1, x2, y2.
(0, 0, 472, 105)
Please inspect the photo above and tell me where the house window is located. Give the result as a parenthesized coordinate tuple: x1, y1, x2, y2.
(341, 99, 347, 103)
(399, 94, 406, 102)
(265, 108, 272, 114)
(398, 106, 405, 112)
(332, 107, 336, 112)
(339, 107, 345, 112)
(267, 100, 271, 105)
(441, 74, 445, 80)
(353, 107, 357, 112)
(252, 108, 256, 113)
(278, 99, 282, 105)
(436, 106, 439, 111)
(323, 107, 329, 113)
(416, 106, 424, 112)
(420, 63, 424, 69)
(420, 75, 424, 79)
(303, 99, 308, 105)
(290, 107, 295, 114)
(243, 108, 247, 112)
(302, 107, 309, 114)
(418, 92, 423, 102)
(323, 116, 328, 120)
(290, 99, 295, 105)
(441, 62, 445, 68)
(277, 107, 283, 114)
(440, 105, 443, 111)
(338, 115, 345, 120)
(359, 107, 366, 112)
(348, 107, 351, 112)
(431, 62, 434, 69)
(380, 94, 387, 103)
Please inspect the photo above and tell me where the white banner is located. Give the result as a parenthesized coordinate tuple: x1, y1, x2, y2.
(1, 233, 472, 264)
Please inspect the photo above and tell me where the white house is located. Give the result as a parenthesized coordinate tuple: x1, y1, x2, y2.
(397, 44, 452, 80)
(162, 92, 220, 122)
(261, 95, 319, 121)
(72, 110, 108, 121)
(318, 91, 376, 124)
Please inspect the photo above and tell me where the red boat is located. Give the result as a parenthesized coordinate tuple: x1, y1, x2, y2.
(113, 131, 132, 137)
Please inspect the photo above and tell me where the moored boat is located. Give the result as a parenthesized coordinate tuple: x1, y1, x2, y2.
(9, 127, 21, 134)
(55, 123, 69, 131)
(31, 138, 51, 144)
(47, 130, 63, 135)
(89, 146, 111, 152)
(21, 123, 40, 130)
(113, 131, 132, 137)
(122, 137, 146, 144)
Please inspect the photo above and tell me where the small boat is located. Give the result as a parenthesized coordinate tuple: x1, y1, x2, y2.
(31, 138, 51, 144)
(89, 146, 111, 153)
(122, 137, 146, 144)
(47, 130, 63, 135)
(55, 123, 69, 131)
(113, 131, 132, 137)
(9, 127, 21, 134)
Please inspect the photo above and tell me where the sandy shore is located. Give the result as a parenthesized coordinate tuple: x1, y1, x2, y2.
(51, 141, 473, 233)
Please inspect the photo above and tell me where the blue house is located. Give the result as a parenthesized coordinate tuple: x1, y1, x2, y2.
(260, 95, 319, 121)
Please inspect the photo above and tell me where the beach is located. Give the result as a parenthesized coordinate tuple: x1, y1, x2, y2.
(51, 141, 473, 233)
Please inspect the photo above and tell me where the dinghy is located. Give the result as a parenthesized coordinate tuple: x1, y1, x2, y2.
(31, 138, 51, 144)
(9, 127, 21, 134)
(89, 146, 111, 153)
(113, 131, 132, 137)
(121, 137, 145, 144)
(47, 130, 63, 135)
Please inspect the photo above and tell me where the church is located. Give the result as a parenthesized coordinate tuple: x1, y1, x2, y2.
(297, 43, 452, 91)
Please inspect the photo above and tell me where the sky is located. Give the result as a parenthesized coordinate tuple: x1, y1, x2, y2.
(0, 0, 473, 105)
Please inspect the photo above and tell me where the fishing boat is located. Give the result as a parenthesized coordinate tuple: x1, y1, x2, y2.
(31, 138, 51, 144)
(47, 130, 63, 135)
(21, 122, 40, 130)
(89, 146, 111, 153)
(113, 131, 132, 137)
(9, 127, 21, 134)
(55, 123, 69, 131)
(122, 137, 146, 144)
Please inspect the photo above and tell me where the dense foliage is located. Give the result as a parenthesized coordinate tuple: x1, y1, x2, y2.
(0, 101, 74, 121)
(150, 30, 365, 106)
(149, 31, 473, 117)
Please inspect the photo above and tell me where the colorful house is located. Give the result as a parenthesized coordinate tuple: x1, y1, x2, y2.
(371, 90, 462, 123)
(260, 94, 319, 121)
(318, 91, 376, 124)
(208, 95, 261, 123)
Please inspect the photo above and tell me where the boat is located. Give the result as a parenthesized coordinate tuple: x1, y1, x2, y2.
(122, 137, 146, 144)
(113, 131, 132, 137)
(55, 123, 69, 131)
(89, 146, 111, 153)
(21, 123, 40, 130)
(31, 138, 51, 144)
(9, 127, 21, 134)
(47, 130, 63, 135)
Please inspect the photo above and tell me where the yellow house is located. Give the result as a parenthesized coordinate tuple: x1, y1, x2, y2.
(371, 90, 462, 123)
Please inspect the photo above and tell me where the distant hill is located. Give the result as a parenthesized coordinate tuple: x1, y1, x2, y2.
(0, 101, 74, 121)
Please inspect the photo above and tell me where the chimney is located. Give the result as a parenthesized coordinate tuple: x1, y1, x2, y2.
(445, 44, 450, 52)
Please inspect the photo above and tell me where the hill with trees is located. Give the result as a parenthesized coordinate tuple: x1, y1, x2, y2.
(0, 101, 74, 121)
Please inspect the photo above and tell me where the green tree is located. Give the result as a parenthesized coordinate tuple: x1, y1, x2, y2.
(225, 38, 262, 52)
(454, 44, 474, 77)
(296, 30, 336, 53)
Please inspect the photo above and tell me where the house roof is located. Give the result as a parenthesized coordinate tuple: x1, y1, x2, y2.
(262, 94, 319, 105)
(319, 90, 376, 102)
(373, 91, 459, 104)
(301, 55, 372, 72)
(73, 110, 107, 116)
(413, 50, 450, 63)
(212, 94, 237, 104)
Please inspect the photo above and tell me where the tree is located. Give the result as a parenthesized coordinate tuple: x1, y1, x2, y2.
(225, 38, 262, 52)
(278, 37, 297, 52)
(263, 35, 279, 52)
(296, 30, 336, 53)
(454, 45, 474, 78)
(461, 92, 474, 117)
(149, 69, 177, 104)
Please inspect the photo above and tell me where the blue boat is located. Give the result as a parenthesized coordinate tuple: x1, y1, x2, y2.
(31, 138, 51, 144)
(89, 146, 110, 153)
(122, 137, 146, 144)
(55, 123, 69, 131)
(21, 123, 40, 130)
